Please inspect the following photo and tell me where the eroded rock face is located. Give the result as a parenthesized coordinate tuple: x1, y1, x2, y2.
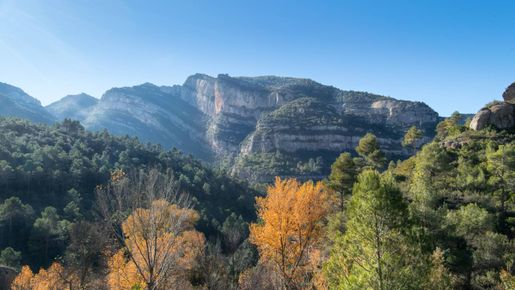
(341, 96, 438, 127)
(181, 75, 438, 157)
(503, 82, 515, 104)
(470, 102, 515, 131)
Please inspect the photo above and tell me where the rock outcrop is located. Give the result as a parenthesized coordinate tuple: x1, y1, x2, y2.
(469, 82, 515, 131)
(503, 82, 515, 104)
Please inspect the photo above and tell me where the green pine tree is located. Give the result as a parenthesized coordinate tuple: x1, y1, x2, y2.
(402, 126, 423, 153)
(329, 152, 358, 211)
(324, 170, 428, 290)
(356, 133, 387, 170)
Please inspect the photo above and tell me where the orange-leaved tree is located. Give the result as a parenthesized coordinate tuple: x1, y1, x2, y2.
(107, 199, 205, 290)
(97, 169, 205, 290)
(249, 177, 331, 289)
(98, 169, 205, 290)
(108, 200, 204, 289)
(11, 262, 78, 290)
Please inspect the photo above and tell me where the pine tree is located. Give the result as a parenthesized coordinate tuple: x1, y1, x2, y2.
(329, 152, 358, 211)
(402, 126, 423, 153)
(324, 170, 427, 290)
(486, 143, 515, 235)
(356, 133, 386, 170)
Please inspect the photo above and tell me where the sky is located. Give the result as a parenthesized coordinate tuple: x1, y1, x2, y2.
(0, 0, 514, 116)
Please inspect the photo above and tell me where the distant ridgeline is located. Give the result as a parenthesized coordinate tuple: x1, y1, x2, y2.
(0, 117, 257, 269)
(1, 75, 440, 183)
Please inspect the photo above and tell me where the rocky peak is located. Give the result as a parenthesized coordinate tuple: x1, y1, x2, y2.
(45, 93, 98, 121)
(48, 93, 97, 108)
(46, 93, 98, 121)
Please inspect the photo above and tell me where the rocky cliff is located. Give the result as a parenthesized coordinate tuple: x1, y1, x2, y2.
(175, 74, 439, 182)
(502, 82, 515, 104)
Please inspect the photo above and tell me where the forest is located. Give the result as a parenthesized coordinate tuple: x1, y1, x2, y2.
(0, 113, 513, 290)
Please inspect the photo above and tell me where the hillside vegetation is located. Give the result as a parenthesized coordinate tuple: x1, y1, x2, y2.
(0, 103, 513, 289)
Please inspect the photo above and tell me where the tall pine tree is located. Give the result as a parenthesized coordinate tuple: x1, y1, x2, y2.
(324, 170, 428, 290)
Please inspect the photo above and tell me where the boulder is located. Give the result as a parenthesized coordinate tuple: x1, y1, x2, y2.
(469, 109, 492, 131)
(490, 103, 515, 128)
(503, 82, 515, 104)
(469, 102, 515, 131)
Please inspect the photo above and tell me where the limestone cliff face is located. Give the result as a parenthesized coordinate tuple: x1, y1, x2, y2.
(175, 75, 439, 182)
(180, 75, 437, 159)
(337, 91, 438, 127)
(43, 73, 440, 182)
(240, 98, 404, 156)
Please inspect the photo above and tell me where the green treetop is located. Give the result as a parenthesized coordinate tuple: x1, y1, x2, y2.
(356, 133, 387, 170)
(402, 126, 423, 153)
(329, 152, 358, 211)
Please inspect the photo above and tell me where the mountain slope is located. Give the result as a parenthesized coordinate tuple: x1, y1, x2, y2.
(0, 117, 257, 269)
(0, 82, 55, 124)
(82, 83, 213, 160)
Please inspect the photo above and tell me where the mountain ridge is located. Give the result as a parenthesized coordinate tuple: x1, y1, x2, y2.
(1, 74, 441, 182)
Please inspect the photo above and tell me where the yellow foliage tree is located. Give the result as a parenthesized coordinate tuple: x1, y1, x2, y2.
(249, 177, 331, 289)
(11, 262, 78, 290)
(107, 199, 205, 290)
(11, 266, 33, 290)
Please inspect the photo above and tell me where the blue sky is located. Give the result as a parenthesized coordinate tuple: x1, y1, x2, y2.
(0, 0, 514, 115)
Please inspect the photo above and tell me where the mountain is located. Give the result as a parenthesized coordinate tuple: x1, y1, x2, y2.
(177, 74, 439, 181)
(46, 93, 98, 121)
(4, 75, 440, 182)
(0, 82, 55, 124)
